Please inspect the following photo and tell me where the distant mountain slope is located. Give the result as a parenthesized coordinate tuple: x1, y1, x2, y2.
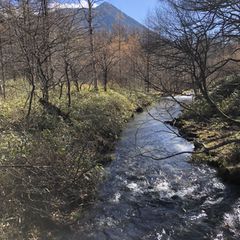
(56, 2, 146, 32)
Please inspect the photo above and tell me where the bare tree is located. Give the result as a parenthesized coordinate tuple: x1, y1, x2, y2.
(178, 0, 240, 38)
(148, 0, 240, 124)
(95, 31, 118, 91)
(80, 0, 102, 91)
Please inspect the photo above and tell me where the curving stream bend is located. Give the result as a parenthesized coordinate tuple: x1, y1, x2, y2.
(74, 96, 240, 240)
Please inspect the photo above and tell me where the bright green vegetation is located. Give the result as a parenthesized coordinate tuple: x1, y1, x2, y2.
(180, 75, 240, 184)
(0, 80, 156, 239)
(184, 75, 240, 121)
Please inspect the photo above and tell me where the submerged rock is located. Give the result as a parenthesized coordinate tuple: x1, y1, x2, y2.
(135, 106, 144, 113)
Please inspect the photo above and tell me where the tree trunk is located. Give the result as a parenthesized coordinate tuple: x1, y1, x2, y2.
(103, 70, 108, 92)
(27, 83, 35, 118)
(59, 83, 64, 99)
(65, 62, 71, 108)
(87, 0, 98, 91)
(145, 53, 150, 92)
(0, 36, 6, 99)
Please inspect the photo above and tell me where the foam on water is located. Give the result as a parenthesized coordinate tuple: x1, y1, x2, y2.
(189, 210, 207, 221)
(223, 205, 240, 237)
(110, 192, 121, 203)
(127, 182, 143, 193)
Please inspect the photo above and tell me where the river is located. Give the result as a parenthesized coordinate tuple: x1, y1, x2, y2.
(73, 96, 240, 240)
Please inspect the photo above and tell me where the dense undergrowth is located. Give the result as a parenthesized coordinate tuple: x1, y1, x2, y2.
(0, 80, 155, 239)
(180, 75, 240, 183)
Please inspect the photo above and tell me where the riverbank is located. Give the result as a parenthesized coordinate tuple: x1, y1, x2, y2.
(174, 76, 240, 185)
(0, 81, 158, 239)
(174, 118, 240, 184)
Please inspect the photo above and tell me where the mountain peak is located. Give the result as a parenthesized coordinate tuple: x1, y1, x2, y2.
(95, 2, 146, 32)
(98, 2, 115, 8)
(96, 1, 126, 15)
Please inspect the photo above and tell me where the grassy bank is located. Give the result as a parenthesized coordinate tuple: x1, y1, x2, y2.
(0, 81, 156, 239)
(176, 75, 240, 184)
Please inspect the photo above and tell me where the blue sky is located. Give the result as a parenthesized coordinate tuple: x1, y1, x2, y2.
(105, 0, 159, 23)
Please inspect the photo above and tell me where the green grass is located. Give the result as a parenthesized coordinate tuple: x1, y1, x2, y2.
(183, 75, 240, 121)
(0, 80, 155, 239)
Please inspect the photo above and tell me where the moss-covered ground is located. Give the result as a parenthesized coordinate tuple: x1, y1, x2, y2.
(177, 75, 240, 184)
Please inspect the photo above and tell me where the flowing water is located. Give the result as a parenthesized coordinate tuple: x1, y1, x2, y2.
(74, 96, 240, 240)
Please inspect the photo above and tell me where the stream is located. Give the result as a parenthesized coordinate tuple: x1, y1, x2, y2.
(74, 96, 240, 240)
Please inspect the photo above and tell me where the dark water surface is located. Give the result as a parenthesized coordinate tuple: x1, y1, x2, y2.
(74, 97, 240, 240)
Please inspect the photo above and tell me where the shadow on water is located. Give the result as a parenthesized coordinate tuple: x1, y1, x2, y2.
(73, 96, 240, 240)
